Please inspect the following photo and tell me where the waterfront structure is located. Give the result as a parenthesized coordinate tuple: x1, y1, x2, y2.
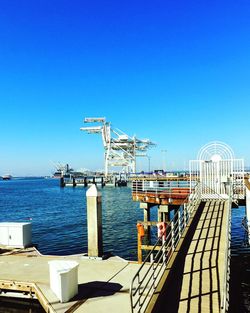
(51, 162, 74, 178)
(0, 185, 146, 313)
(0, 250, 144, 312)
(130, 141, 247, 313)
(80, 117, 155, 177)
(190, 141, 245, 201)
(0, 141, 249, 313)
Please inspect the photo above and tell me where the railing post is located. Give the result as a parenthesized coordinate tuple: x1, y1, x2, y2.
(150, 253, 154, 263)
(171, 220, 175, 250)
(152, 253, 157, 290)
(162, 237, 166, 264)
(183, 203, 187, 228)
(178, 209, 181, 240)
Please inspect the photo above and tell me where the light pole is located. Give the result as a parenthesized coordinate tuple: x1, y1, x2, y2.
(147, 156, 151, 173)
(161, 150, 167, 172)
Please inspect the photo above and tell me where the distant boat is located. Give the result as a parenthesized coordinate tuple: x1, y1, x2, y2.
(52, 163, 77, 178)
(52, 170, 63, 179)
(2, 174, 12, 180)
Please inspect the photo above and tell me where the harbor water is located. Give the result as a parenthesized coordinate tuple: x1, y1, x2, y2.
(0, 178, 249, 312)
(0, 178, 144, 260)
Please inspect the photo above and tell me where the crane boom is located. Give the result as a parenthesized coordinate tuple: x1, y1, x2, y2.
(80, 117, 155, 176)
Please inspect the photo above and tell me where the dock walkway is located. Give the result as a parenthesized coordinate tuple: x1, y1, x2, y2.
(0, 253, 148, 313)
(151, 199, 230, 313)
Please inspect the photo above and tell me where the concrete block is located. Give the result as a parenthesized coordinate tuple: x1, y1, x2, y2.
(48, 260, 79, 303)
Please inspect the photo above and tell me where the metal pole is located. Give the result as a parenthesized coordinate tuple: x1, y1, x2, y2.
(161, 150, 167, 172)
(137, 231, 142, 264)
(148, 156, 151, 173)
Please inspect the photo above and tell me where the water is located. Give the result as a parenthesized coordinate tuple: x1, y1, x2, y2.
(0, 178, 144, 260)
(229, 205, 250, 312)
(0, 178, 249, 312)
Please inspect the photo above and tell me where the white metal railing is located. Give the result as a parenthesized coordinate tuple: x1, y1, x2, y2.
(132, 177, 233, 202)
(132, 179, 196, 200)
(221, 198, 231, 312)
(130, 183, 202, 313)
(189, 158, 245, 201)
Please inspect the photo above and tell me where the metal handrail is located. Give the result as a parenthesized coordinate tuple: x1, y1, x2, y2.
(220, 184, 233, 312)
(129, 183, 202, 313)
(132, 178, 233, 200)
(190, 183, 232, 311)
(220, 198, 231, 312)
(132, 179, 195, 198)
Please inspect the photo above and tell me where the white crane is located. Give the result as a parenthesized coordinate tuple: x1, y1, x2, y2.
(80, 117, 155, 177)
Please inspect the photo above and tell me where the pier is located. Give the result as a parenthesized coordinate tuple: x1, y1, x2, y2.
(60, 175, 128, 187)
(60, 175, 106, 187)
(0, 249, 146, 313)
(130, 141, 247, 313)
(152, 198, 230, 313)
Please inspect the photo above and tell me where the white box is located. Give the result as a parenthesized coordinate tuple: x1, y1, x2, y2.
(48, 260, 79, 303)
(0, 222, 32, 248)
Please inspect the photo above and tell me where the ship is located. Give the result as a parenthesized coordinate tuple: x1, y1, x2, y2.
(52, 163, 74, 178)
(2, 174, 12, 180)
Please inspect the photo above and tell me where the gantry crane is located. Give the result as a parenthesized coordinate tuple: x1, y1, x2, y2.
(80, 117, 155, 177)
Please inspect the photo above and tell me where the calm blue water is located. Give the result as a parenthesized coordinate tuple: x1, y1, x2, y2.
(229, 205, 250, 312)
(0, 178, 145, 260)
(0, 178, 249, 311)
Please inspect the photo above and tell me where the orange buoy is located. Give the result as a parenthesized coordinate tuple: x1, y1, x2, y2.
(137, 223, 145, 238)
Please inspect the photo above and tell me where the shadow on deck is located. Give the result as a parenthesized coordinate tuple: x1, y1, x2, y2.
(152, 200, 225, 313)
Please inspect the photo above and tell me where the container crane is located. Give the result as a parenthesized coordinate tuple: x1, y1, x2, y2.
(80, 117, 155, 177)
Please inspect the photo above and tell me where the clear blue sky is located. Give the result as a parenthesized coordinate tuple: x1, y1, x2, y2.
(0, 0, 250, 176)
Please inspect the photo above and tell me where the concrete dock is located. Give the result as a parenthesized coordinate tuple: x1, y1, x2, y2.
(0, 250, 147, 312)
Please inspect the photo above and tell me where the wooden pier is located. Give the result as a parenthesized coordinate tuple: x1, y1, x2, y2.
(129, 163, 247, 313)
(132, 177, 193, 207)
(149, 199, 231, 313)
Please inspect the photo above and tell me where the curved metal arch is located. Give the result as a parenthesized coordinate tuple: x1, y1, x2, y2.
(197, 141, 235, 161)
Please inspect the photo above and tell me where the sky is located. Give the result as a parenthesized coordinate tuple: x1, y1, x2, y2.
(0, 0, 250, 176)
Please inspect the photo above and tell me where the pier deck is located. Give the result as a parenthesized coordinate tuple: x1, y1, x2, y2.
(150, 199, 230, 313)
(0, 253, 147, 313)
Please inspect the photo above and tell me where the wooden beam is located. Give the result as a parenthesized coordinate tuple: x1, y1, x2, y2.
(245, 178, 250, 191)
(0, 280, 34, 293)
(0, 280, 56, 313)
(141, 245, 162, 251)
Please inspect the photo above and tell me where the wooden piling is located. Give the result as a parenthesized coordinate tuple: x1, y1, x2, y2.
(60, 177, 65, 188)
(137, 223, 144, 264)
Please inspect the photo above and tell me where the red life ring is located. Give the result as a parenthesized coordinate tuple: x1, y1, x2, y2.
(157, 222, 167, 240)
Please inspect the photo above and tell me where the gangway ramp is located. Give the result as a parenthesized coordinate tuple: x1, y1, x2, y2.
(150, 199, 230, 313)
